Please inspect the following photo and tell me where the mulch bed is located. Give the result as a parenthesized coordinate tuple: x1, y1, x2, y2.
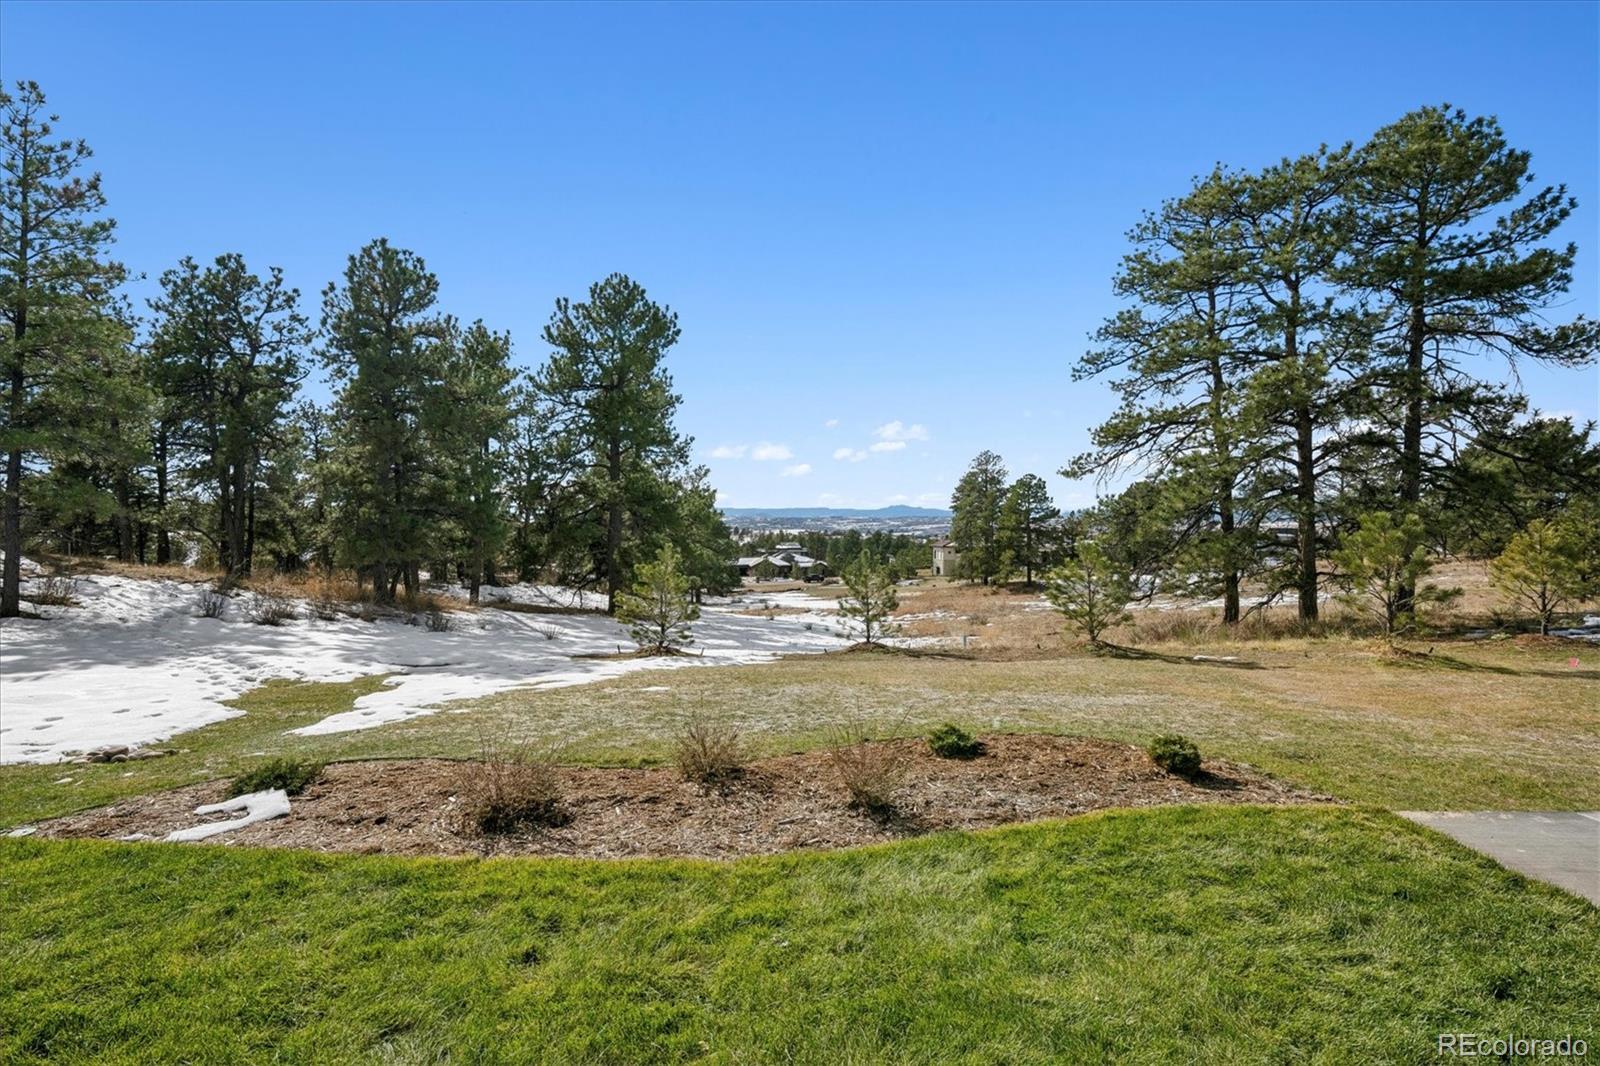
(35, 735, 1332, 860)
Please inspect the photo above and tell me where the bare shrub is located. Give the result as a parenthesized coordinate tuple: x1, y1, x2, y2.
(533, 624, 561, 641)
(424, 607, 453, 632)
(249, 589, 297, 626)
(674, 719, 746, 789)
(195, 588, 228, 619)
(453, 733, 567, 834)
(29, 575, 79, 607)
(826, 723, 907, 816)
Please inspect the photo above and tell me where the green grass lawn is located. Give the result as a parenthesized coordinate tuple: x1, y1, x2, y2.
(3, 635, 1593, 827)
(4, 806, 1597, 1064)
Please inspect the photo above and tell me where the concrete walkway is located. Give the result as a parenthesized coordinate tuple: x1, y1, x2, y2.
(1399, 811, 1600, 905)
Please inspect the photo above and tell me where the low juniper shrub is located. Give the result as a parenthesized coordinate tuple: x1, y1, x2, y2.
(228, 757, 324, 797)
(927, 723, 984, 759)
(1147, 734, 1202, 778)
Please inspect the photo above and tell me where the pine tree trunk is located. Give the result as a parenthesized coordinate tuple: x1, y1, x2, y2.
(1396, 299, 1427, 618)
(244, 469, 257, 576)
(3, 191, 28, 617)
(468, 539, 482, 605)
(1295, 404, 1318, 622)
(154, 430, 172, 565)
(1220, 493, 1240, 625)
(605, 438, 623, 615)
(1, 436, 21, 618)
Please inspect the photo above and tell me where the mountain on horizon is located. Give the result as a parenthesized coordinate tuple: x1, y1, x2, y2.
(720, 505, 952, 518)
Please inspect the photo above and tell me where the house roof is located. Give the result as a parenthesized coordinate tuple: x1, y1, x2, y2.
(736, 552, 825, 568)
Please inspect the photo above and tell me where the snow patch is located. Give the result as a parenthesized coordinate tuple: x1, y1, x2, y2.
(165, 789, 291, 842)
(0, 573, 854, 762)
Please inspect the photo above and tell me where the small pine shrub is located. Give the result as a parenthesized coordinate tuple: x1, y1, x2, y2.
(196, 589, 228, 619)
(927, 723, 984, 759)
(1148, 734, 1202, 778)
(827, 724, 906, 816)
(454, 735, 566, 834)
(228, 757, 324, 797)
(674, 719, 746, 789)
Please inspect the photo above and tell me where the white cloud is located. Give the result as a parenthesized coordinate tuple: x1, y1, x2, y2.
(708, 444, 748, 460)
(823, 418, 840, 429)
(751, 442, 794, 461)
(869, 440, 906, 453)
(873, 420, 929, 442)
(833, 447, 867, 462)
(781, 463, 812, 477)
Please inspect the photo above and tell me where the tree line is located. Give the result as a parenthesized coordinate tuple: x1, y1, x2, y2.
(0, 82, 736, 617)
(950, 104, 1598, 630)
(735, 529, 933, 581)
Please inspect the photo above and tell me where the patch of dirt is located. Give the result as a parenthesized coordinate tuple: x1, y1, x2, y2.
(35, 735, 1333, 860)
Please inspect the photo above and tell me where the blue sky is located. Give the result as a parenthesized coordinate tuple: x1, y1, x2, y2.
(2, 1, 1596, 510)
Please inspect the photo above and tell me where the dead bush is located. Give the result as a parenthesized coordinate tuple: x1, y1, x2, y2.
(28, 575, 79, 607)
(674, 719, 746, 789)
(195, 588, 228, 619)
(453, 734, 567, 834)
(826, 724, 907, 816)
(249, 588, 297, 626)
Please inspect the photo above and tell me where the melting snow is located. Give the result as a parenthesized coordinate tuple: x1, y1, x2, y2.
(165, 788, 291, 842)
(0, 571, 853, 764)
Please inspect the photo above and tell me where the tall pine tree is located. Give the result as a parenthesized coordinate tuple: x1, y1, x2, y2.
(1, 82, 133, 614)
(320, 239, 448, 602)
(949, 450, 1008, 585)
(534, 274, 687, 614)
(1342, 105, 1599, 613)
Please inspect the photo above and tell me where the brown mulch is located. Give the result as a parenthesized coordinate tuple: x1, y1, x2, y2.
(34, 735, 1333, 860)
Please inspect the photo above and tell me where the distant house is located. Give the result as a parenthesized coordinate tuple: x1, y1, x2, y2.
(734, 542, 828, 579)
(932, 539, 961, 577)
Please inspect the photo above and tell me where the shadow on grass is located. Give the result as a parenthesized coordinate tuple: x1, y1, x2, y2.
(1095, 643, 1266, 670)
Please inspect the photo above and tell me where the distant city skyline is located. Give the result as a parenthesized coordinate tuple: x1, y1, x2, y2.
(1, 0, 1595, 508)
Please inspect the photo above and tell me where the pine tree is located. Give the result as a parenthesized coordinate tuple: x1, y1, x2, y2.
(616, 543, 699, 653)
(1491, 518, 1585, 636)
(949, 450, 1008, 585)
(320, 239, 448, 603)
(1229, 146, 1368, 621)
(0, 81, 131, 615)
(1068, 171, 1264, 622)
(1045, 542, 1132, 646)
(438, 321, 516, 603)
(147, 254, 308, 578)
(839, 555, 898, 645)
(998, 474, 1058, 587)
(672, 468, 738, 602)
(1342, 106, 1600, 615)
(1331, 510, 1449, 638)
(535, 274, 687, 614)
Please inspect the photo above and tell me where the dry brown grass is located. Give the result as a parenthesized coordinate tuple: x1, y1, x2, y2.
(886, 565, 1600, 658)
